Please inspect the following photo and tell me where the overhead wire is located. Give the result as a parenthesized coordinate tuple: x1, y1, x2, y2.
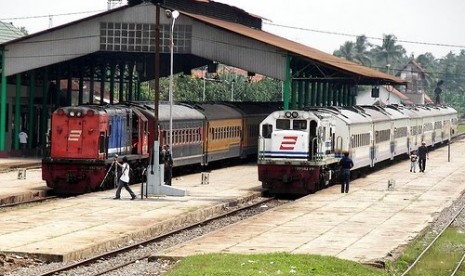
(264, 22, 465, 50)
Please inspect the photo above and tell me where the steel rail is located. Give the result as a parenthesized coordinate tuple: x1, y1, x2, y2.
(401, 202, 465, 276)
(38, 197, 277, 276)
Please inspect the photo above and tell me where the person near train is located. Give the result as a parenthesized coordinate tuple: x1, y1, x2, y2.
(113, 156, 136, 200)
(417, 142, 429, 173)
(18, 129, 28, 157)
(161, 144, 174, 186)
(409, 150, 418, 173)
(339, 152, 354, 193)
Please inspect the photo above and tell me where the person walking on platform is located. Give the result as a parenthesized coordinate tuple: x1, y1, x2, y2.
(417, 142, 429, 173)
(113, 156, 136, 200)
(409, 150, 418, 173)
(161, 144, 174, 186)
(339, 152, 354, 193)
(18, 129, 28, 157)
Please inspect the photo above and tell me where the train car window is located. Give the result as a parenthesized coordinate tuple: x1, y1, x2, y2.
(276, 119, 290, 130)
(293, 120, 307, 130)
(126, 114, 130, 127)
(375, 129, 390, 143)
(262, 124, 273, 138)
(108, 124, 112, 136)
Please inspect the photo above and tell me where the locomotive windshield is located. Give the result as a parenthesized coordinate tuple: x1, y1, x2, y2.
(293, 120, 307, 130)
(276, 119, 290, 130)
(276, 119, 307, 131)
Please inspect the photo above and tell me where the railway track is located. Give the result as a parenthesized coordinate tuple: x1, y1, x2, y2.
(36, 197, 289, 276)
(400, 194, 465, 276)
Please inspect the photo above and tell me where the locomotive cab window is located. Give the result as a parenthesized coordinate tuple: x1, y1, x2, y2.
(262, 124, 273, 138)
(276, 119, 290, 130)
(293, 120, 307, 130)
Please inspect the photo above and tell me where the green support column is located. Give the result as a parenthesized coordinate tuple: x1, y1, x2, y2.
(328, 83, 333, 106)
(28, 71, 35, 149)
(283, 55, 291, 110)
(137, 80, 141, 101)
(89, 63, 95, 104)
(322, 82, 328, 106)
(14, 74, 21, 150)
(128, 62, 134, 101)
(109, 62, 115, 104)
(55, 66, 61, 109)
(344, 85, 348, 106)
(290, 80, 297, 109)
(315, 82, 321, 106)
(40, 68, 49, 149)
(78, 66, 84, 105)
(350, 85, 355, 106)
(0, 47, 6, 151)
(298, 79, 304, 109)
(310, 82, 316, 106)
(67, 67, 72, 106)
(337, 85, 344, 106)
(304, 80, 310, 107)
(119, 62, 125, 103)
(100, 63, 105, 105)
(333, 84, 338, 106)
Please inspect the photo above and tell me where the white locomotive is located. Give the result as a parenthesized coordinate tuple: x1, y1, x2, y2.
(257, 105, 458, 195)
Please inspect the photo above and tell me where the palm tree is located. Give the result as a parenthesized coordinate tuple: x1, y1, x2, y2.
(333, 41, 355, 62)
(353, 35, 372, 66)
(372, 34, 406, 67)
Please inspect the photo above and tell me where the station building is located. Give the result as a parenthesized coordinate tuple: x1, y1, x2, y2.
(0, 0, 404, 156)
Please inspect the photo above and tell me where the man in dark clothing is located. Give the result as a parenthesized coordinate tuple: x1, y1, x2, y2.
(339, 152, 354, 193)
(434, 80, 443, 105)
(417, 142, 429, 172)
(161, 145, 174, 186)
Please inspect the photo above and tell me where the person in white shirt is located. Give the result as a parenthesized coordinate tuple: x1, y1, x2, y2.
(18, 130, 28, 156)
(113, 156, 136, 200)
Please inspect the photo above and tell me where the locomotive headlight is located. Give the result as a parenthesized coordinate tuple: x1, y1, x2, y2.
(292, 111, 299, 118)
(69, 111, 75, 117)
(285, 111, 292, 118)
(76, 111, 82, 117)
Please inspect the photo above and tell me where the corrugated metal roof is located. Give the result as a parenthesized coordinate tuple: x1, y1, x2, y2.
(183, 12, 406, 85)
(0, 21, 24, 44)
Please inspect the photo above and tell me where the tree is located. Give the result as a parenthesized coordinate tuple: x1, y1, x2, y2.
(353, 35, 372, 66)
(333, 41, 355, 62)
(371, 34, 407, 69)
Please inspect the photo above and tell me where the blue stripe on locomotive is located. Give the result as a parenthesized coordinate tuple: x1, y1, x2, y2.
(107, 108, 130, 157)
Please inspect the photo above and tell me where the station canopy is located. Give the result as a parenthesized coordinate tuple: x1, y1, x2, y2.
(1, 1, 405, 86)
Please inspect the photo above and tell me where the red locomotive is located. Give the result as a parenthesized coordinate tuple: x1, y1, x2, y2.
(43, 101, 279, 194)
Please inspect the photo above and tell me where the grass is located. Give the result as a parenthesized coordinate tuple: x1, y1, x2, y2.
(387, 227, 465, 276)
(165, 253, 387, 276)
(458, 124, 465, 134)
(165, 124, 465, 276)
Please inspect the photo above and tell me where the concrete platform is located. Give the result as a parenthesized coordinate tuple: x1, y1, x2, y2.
(159, 140, 465, 263)
(0, 158, 49, 205)
(0, 164, 262, 261)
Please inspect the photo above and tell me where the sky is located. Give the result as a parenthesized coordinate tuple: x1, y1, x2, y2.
(2, 0, 464, 59)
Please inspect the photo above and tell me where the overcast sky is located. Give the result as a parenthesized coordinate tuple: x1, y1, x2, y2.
(2, 0, 464, 58)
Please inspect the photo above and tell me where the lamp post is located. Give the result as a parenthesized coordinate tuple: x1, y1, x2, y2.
(169, 10, 179, 151)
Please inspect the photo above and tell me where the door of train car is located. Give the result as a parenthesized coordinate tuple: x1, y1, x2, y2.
(132, 109, 149, 156)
